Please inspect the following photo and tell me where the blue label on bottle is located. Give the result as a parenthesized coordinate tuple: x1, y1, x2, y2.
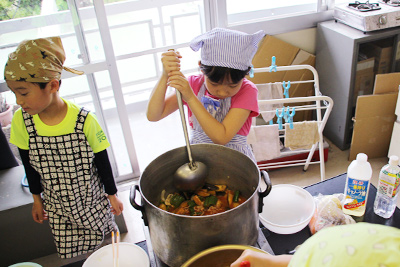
(344, 177, 369, 210)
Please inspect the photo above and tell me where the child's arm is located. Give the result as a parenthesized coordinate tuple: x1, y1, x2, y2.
(18, 148, 42, 194)
(188, 98, 250, 144)
(18, 148, 48, 223)
(107, 194, 124, 216)
(168, 72, 251, 145)
(230, 249, 292, 267)
(32, 194, 48, 223)
(94, 149, 123, 215)
(94, 150, 117, 194)
(146, 50, 182, 121)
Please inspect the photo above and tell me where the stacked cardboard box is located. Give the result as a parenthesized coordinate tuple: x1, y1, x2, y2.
(350, 73, 400, 160)
(249, 35, 316, 122)
(363, 39, 393, 75)
(353, 57, 375, 106)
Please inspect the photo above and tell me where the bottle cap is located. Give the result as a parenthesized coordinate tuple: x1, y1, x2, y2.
(389, 155, 399, 166)
(356, 153, 368, 162)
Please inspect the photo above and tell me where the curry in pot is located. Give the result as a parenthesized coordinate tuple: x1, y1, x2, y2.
(159, 183, 247, 216)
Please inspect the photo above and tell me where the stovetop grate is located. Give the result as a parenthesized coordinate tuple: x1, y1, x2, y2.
(379, 0, 400, 6)
(348, 1, 382, 12)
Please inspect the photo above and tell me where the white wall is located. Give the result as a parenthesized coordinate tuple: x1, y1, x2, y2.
(275, 28, 317, 54)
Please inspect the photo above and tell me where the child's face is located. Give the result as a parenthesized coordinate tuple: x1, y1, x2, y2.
(6, 80, 54, 115)
(204, 75, 243, 99)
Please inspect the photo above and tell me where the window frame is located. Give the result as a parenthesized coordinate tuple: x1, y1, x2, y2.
(205, 0, 334, 35)
(0, 0, 335, 91)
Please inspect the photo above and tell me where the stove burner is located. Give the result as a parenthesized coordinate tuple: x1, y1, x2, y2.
(379, 0, 400, 6)
(348, 1, 382, 11)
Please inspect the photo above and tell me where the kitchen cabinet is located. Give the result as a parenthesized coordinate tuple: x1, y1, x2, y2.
(316, 20, 400, 150)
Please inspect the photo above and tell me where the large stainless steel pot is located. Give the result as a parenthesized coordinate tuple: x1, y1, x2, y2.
(130, 144, 271, 267)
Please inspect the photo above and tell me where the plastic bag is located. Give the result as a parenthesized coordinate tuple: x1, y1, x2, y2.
(309, 193, 356, 235)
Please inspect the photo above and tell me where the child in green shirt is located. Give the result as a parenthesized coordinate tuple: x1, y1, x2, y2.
(5, 36, 123, 259)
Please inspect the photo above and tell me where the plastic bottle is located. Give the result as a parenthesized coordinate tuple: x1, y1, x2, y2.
(373, 155, 400, 219)
(342, 153, 372, 217)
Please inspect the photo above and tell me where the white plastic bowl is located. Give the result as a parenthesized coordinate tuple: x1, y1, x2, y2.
(83, 242, 150, 267)
(260, 184, 315, 234)
(8, 263, 42, 267)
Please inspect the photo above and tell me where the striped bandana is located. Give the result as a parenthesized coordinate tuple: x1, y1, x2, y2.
(190, 28, 265, 71)
(4, 36, 83, 83)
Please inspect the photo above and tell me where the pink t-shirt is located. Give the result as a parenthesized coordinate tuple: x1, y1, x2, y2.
(187, 74, 259, 136)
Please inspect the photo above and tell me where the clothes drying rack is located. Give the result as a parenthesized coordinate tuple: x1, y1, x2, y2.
(252, 63, 334, 181)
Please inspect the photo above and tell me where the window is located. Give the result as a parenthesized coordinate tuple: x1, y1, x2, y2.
(215, 0, 334, 35)
(1, 0, 338, 181)
(0, 0, 206, 181)
(226, 0, 319, 24)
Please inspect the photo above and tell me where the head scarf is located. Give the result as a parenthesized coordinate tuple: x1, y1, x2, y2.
(4, 36, 83, 83)
(190, 28, 265, 71)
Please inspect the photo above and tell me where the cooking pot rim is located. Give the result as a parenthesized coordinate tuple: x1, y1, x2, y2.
(137, 178, 262, 218)
(137, 143, 264, 218)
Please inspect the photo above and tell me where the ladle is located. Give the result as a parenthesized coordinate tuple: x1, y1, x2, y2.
(173, 89, 208, 191)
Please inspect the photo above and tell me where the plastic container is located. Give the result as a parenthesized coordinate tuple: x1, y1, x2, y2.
(259, 184, 316, 234)
(8, 263, 42, 267)
(0, 104, 13, 127)
(342, 153, 372, 217)
(374, 155, 400, 219)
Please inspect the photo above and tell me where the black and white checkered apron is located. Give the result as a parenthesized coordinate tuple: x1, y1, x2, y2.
(23, 108, 114, 258)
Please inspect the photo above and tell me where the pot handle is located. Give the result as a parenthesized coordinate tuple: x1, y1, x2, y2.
(129, 185, 149, 226)
(258, 170, 272, 213)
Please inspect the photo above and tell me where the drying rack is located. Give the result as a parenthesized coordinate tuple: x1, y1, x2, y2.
(251, 63, 333, 181)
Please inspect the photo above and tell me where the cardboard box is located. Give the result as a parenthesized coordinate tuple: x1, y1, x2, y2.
(250, 35, 316, 122)
(388, 121, 400, 158)
(353, 57, 375, 106)
(363, 39, 393, 74)
(349, 73, 400, 160)
(388, 88, 400, 158)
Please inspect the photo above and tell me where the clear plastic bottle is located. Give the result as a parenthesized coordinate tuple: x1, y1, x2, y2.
(373, 155, 400, 219)
(342, 153, 372, 217)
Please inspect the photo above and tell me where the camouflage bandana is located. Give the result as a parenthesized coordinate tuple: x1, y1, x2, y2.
(4, 36, 83, 82)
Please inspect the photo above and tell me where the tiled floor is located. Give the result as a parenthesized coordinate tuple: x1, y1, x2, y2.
(28, 138, 397, 267)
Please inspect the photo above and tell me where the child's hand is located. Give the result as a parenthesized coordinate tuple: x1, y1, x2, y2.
(161, 50, 182, 76)
(168, 71, 195, 103)
(230, 249, 268, 267)
(230, 249, 291, 267)
(108, 194, 124, 216)
(32, 194, 48, 223)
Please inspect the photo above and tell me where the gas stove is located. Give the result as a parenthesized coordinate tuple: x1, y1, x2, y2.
(334, 1, 400, 32)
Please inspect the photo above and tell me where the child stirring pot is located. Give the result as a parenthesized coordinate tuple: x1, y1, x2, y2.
(5, 36, 123, 259)
(147, 28, 265, 162)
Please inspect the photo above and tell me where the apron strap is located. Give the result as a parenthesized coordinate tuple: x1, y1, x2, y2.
(74, 107, 90, 133)
(22, 110, 37, 137)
